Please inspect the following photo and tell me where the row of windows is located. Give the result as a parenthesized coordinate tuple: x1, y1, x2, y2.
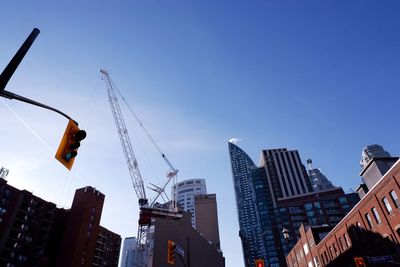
(365, 190, 399, 229)
(317, 190, 400, 266)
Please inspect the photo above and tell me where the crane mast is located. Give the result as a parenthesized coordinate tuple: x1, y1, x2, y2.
(100, 69, 182, 267)
(100, 69, 147, 206)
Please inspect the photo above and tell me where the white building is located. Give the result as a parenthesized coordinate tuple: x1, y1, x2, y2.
(172, 179, 207, 227)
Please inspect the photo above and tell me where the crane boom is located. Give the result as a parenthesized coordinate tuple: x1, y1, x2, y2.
(100, 69, 147, 204)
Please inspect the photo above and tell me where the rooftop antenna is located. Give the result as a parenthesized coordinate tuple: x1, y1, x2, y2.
(0, 167, 9, 179)
(306, 158, 313, 170)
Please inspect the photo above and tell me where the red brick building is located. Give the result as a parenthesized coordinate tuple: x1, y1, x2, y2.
(0, 179, 121, 267)
(286, 159, 400, 267)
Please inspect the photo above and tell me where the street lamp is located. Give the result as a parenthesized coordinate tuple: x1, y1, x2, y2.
(282, 228, 290, 242)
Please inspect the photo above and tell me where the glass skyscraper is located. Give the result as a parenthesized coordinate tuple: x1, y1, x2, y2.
(229, 142, 271, 266)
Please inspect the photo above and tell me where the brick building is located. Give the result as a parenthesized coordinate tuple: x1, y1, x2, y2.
(286, 159, 400, 267)
(0, 178, 121, 267)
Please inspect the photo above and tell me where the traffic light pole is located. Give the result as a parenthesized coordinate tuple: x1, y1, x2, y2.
(0, 28, 77, 125)
(0, 89, 75, 123)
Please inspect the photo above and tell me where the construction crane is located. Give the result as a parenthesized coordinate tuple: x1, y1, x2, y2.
(100, 69, 182, 267)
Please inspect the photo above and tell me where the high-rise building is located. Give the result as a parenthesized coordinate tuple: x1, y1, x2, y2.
(228, 142, 268, 267)
(120, 237, 136, 267)
(259, 148, 313, 199)
(229, 142, 359, 267)
(360, 144, 391, 169)
(194, 194, 221, 250)
(306, 158, 335, 192)
(0, 178, 121, 267)
(172, 179, 207, 227)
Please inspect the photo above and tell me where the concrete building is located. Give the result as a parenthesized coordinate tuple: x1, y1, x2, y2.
(150, 212, 225, 267)
(229, 142, 359, 267)
(194, 194, 221, 250)
(172, 179, 207, 227)
(120, 237, 136, 267)
(306, 159, 335, 192)
(286, 159, 400, 267)
(0, 178, 121, 267)
(360, 144, 391, 169)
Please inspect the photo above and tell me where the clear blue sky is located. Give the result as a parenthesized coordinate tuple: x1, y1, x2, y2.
(1, 1, 399, 266)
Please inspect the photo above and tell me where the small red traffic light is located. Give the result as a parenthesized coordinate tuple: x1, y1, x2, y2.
(255, 259, 265, 267)
(354, 257, 366, 267)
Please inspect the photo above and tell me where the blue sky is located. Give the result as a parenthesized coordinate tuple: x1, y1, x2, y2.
(1, 1, 400, 266)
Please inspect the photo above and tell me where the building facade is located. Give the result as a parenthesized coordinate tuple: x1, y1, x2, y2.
(286, 159, 400, 267)
(360, 144, 391, 169)
(172, 179, 207, 227)
(120, 237, 136, 267)
(306, 159, 335, 192)
(194, 194, 221, 250)
(229, 142, 267, 267)
(229, 142, 359, 267)
(151, 212, 225, 267)
(0, 179, 121, 267)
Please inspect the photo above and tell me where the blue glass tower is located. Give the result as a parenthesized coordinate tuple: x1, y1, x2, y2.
(229, 142, 273, 266)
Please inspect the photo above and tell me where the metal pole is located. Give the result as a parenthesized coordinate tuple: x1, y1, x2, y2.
(0, 28, 78, 125)
(0, 90, 75, 123)
(187, 236, 190, 267)
(0, 28, 40, 92)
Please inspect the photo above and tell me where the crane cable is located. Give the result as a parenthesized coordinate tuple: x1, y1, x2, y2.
(110, 79, 177, 173)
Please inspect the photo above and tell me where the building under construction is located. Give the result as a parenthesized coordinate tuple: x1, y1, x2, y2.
(100, 70, 224, 267)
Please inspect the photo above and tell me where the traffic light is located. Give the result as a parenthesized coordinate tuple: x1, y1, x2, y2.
(55, 119, 86, 170)
(167, 240, 176, 264)
(255, 259, 265, 267)
(354, 257, 366, 267)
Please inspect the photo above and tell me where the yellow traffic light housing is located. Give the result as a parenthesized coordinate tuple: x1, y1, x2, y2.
(255, 259, 265, 267)
(167, 240, 176, 264)
(55, 119, 86, 170)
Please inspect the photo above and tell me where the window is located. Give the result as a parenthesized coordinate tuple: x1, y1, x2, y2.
(371, 207, 382, 224)
(314, 256, 320, 267)
(344, 234, 350, 248)
(365, 213, 373, 228)
(303, 243, 309, 255)
(390, 191, 400, 208)
(332, 243, 338, 256)
(383, 197, 393, 214)
(396, 227, 400, 238)
(329, 246, 334, 258)
(338, 237, 344, 251)
(339, 197, 347, 204)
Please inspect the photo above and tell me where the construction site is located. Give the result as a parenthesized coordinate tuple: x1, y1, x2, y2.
(100, 70, 225, 267)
